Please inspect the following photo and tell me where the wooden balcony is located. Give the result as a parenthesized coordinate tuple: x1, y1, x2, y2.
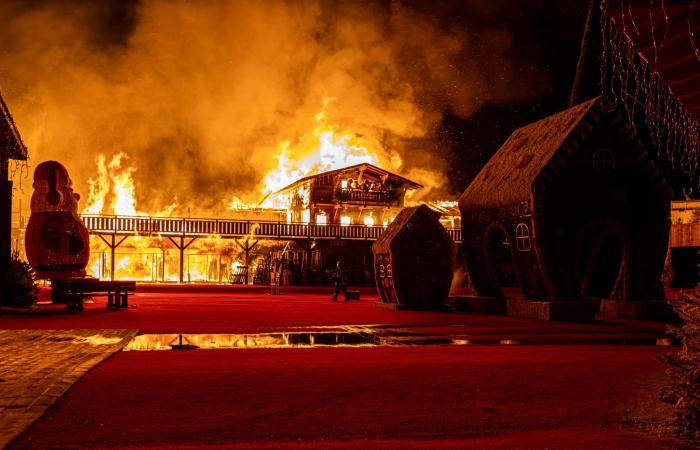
(81, 214, 463, 243)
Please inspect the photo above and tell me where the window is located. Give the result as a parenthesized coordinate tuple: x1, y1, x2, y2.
(387, 264, 393, 278)
(593, 148, 615, 174)
(379, 264, 385, 279)
(515, 223, 531, 252)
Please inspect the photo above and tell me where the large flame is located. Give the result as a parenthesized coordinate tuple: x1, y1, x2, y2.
(82, 152, 177, 217)
(79, 102, 454, 282)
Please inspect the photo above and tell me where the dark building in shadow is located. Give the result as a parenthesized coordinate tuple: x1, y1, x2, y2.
(459, 97, 672, 320)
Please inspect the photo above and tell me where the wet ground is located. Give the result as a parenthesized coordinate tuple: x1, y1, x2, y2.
(0, 285, 687, 449)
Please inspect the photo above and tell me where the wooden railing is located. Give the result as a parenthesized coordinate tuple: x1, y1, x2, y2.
(81, 214, 462, 243)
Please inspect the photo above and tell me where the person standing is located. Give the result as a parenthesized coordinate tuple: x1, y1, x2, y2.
(331, 259, 348, 301)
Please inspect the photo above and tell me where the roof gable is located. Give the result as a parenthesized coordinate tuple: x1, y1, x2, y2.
(275, 162, 422, 194)
(459, 97, 602, 213)
(0, 90, 27, 161)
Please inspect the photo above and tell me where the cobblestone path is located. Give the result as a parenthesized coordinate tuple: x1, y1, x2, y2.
(0, 329, 137, 448)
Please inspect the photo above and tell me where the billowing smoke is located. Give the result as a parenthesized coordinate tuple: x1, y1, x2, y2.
(0, 0, 551, 215)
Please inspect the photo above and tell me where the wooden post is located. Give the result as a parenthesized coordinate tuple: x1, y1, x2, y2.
(161, 249, 166, 282)
(235, 238, 259, 285)
(97, 234, 129, 281)
(179, 237, 185, 283)
(110, 236, 116, 281)
(166, 236, 197, 283)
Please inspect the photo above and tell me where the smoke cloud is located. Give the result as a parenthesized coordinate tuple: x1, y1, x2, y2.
(0, 0, 551, 214)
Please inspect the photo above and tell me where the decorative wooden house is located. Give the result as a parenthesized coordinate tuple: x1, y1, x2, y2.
(268, 163, 422, 226)
(373, 205, 454, 309)
(459, 97, 672, 320)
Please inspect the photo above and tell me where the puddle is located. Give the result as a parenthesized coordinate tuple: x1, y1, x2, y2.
(123, 326, 477, 351)
(121, 325, 675, 351)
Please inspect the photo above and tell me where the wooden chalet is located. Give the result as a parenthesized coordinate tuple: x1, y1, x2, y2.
(268, 163, 422, 226)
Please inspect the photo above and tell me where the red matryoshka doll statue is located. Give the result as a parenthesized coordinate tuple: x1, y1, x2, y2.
(24, 161, 90, 279)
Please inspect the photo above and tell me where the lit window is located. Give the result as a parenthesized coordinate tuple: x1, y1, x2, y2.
(379, 264, 385, 278)
(340, 216, 351, 226)
(302, 209, 310, 224)
(285, 210, 292, 224)
(515, 223, 531, 252)
(387, 264, 392, 278)
(364, 215, 375, 227)
(341, 180, 348, 190)
(316, 214, 327, 225)
(593, 148, 615, 174)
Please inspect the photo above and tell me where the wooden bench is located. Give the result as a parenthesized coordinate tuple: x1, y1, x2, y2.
(51, 278, 136, 311)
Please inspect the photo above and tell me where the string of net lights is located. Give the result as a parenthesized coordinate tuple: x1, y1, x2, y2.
(599, 0, 700, 183)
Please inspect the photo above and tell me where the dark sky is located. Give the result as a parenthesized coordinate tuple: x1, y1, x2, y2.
(434, 0, 592, 192)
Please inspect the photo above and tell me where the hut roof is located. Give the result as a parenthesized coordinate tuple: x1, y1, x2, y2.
(372, 204, 441, 254)
(275, 163, 423, 195)
(0, 90, 27, 161)
(459, 97, 602, 213)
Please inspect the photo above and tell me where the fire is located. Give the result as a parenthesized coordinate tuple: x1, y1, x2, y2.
(110, 157, 138, 216)
(83, 155, 109, 215)
(258, 127, 390, 209)
(255, 98, 402, 208)
(83, 152, 177, 217)
(78, 99, 455, 283)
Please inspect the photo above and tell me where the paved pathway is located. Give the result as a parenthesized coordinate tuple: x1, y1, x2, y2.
(0, 329, 137, 448)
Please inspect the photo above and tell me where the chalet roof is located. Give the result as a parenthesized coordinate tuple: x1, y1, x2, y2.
(0, 89, 27, 161)
(275, 163, 423, 194)
(459, 97, 603, 213)
(372, 204, 442, 254)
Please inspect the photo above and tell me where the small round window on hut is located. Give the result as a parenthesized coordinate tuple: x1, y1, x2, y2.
(515, 223, 531, 252)
(593, 148, 615, 174)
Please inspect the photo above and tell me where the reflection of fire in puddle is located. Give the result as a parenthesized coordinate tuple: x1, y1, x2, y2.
(123, 326, 492, 351)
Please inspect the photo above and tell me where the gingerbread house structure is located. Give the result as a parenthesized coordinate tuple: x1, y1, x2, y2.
(459, 97, 672, 320)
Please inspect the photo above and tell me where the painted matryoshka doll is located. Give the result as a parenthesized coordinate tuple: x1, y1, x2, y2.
(24, 161, 90, 279)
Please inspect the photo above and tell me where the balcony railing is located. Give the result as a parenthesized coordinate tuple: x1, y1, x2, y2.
(81, 214, 462, 243)
(334, 189, 396, 204)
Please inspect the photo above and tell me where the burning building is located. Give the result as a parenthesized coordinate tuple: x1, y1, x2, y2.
(266, 162, 422, 226)
(77, 155, 464, 286)
(239, 163, 424, 287)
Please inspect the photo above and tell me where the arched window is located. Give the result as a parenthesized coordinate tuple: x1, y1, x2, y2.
(379, 264, 386, 279)
(593, 148, 615, 174)
(515, 223, 531, 252)
(387, 264, 393, 278)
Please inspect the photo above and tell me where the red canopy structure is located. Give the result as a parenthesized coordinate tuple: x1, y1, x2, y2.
(0, 89, 28, 298)
(587, 0, 700, 183)
(605, 1, 700, 120)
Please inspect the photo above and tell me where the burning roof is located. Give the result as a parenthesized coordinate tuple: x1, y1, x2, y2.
(272, 162, 423, 195)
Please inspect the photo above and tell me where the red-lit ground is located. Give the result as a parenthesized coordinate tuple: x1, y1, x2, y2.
(1, 286, 685, 449)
